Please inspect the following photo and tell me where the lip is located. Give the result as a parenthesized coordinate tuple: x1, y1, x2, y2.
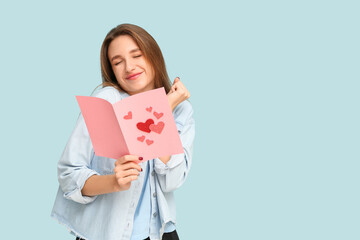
(126, 72, 143, 80)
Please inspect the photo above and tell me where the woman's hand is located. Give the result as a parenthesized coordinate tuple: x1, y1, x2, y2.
(167, 77, 191, 111)
(113, 155, 143, 191)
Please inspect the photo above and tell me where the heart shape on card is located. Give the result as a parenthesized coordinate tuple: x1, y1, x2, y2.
(146, 139, 154, 145)
(153, 111, 163, 119)
(149, 121, 165, 134)
(137, 135, 145, 142)
(146, 106, 152, 112)
(137, 119, 154, 133)
(123, 111, 132, 120)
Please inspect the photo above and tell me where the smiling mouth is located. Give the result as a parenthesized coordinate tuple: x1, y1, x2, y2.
(126, 72, 143, 80)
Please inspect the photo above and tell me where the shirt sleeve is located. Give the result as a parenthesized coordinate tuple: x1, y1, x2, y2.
(57, 112, 100, 204)
(154, 101, 195, 192)
(57, 87, 119, 204)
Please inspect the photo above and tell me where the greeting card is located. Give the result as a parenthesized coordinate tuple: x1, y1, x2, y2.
(76, 87, 183, 161)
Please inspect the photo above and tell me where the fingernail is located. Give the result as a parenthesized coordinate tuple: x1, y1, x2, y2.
(141, 168, 143, 172)
(177, 76, 180, 80)
(139, 157, 143, 160)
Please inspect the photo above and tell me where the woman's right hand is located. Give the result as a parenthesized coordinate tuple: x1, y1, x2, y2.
(167, 77, 191, 112)
(113, 155, 143, 191)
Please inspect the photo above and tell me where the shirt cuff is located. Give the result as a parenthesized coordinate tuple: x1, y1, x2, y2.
(154, 153, 185, 175)
(63, 170, 100, 204)
(164, 221, 176, 233)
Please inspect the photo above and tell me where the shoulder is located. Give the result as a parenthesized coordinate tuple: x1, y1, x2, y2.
(173, 100, 194, 127)
(90, 86, 128, 104)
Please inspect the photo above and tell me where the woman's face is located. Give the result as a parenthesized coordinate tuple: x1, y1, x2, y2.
(108, 35, 155, 95)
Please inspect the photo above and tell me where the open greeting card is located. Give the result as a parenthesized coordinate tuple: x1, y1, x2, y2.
(76, 87, 183, 162)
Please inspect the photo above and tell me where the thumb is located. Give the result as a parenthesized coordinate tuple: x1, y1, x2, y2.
(173, 77, 180, 85)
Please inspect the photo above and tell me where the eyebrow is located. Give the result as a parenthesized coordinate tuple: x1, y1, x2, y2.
(111, 48, 141, 62)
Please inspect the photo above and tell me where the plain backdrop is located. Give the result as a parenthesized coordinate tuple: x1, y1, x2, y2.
(0, 1, 359, 239)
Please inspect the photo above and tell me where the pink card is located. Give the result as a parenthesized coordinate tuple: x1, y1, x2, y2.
(76, 87, 183, 162)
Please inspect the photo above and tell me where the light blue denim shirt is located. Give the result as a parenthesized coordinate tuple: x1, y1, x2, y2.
(50, 86, 195, 240)
(130, 160, 175, 240)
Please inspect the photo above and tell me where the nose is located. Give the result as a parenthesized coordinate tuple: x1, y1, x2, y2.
(125, 58, 135, 73)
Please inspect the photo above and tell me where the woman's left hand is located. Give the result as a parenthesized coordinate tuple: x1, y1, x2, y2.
(167, 77, 191, 111)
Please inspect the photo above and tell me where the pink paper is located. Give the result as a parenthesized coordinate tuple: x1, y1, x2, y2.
(76, 87, 183, 162)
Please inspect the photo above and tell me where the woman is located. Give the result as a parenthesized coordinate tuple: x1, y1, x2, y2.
(51, 23, 195, 240)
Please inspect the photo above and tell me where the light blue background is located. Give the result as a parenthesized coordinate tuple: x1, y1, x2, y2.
(0, 1, 359, 239)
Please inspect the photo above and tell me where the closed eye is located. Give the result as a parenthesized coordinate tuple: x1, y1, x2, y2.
(114, 55, 142, 66)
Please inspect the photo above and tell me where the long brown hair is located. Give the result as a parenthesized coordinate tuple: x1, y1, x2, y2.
(98, 23, 172, 94)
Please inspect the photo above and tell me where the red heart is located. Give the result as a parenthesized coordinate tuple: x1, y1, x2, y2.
(137, 135, 145, 142)
(149, 121, 165, 134)
(123, 111, 132, 120)
(153, 111, 163, 119)
(146, 139, 154, 145)
(146, 106, 152, 112)
(137, 119, 154, 133)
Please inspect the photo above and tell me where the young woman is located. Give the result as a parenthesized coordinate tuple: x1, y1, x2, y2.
(51, 23, 195, 240)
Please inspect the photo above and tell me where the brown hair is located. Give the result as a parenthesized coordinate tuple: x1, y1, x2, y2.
(97, 23, 172, 94)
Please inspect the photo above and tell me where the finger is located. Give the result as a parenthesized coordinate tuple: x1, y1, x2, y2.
(173, 83, 186, 95)
(115, 160, 140, 170)
(115, 169, 139, 181)
(119, 169, 141, 178)
(117, 175, 138, 185)
(115, 168, 140, 178)
(173, 77, 180, 85)
(172, 80, 186, 90)
(175, 82, 189, 97)
(121, 162, 142, 172)
(114, 163, 142, 175)
(168, 87, 175, 94)
(171, 80, 183, 92)
(116, 155, 142, 164)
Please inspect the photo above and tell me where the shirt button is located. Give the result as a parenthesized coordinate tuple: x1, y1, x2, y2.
(131, 202, 135, 207)
(153, 192, 157, 197)
(151, 171, 155, 176)
(153, 212, 157, 218)
(127, 222, 130, 228)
